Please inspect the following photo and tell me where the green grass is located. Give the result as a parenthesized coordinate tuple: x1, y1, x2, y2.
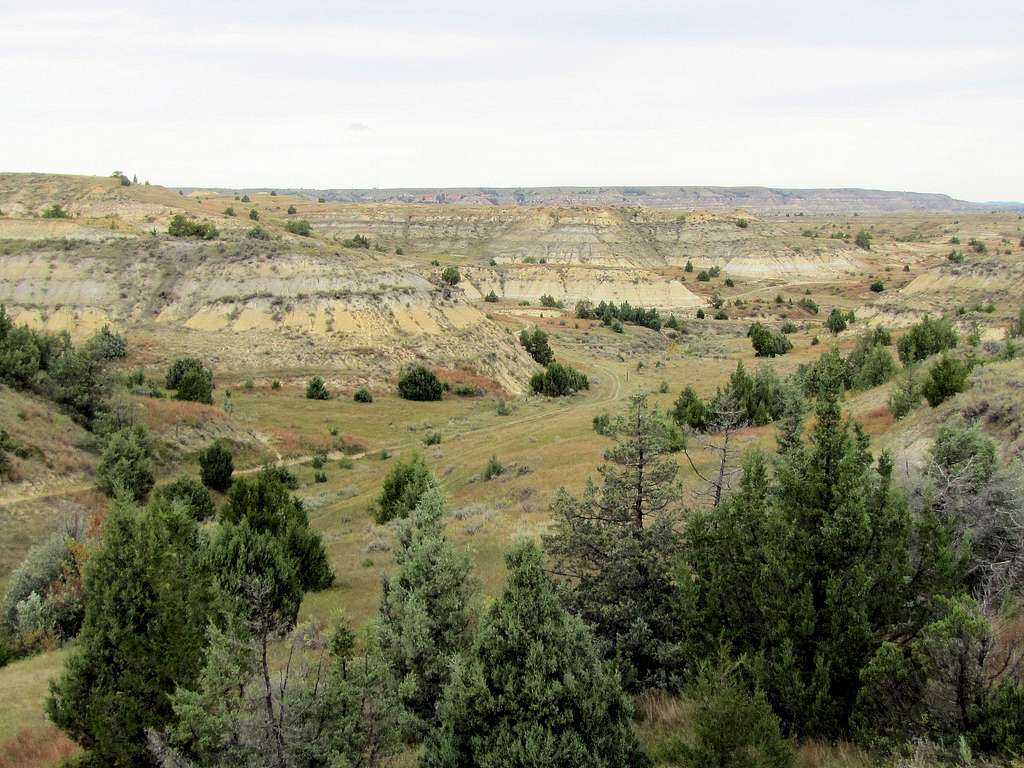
(226, 319, 802, 633)
(0, 649, 66, 744)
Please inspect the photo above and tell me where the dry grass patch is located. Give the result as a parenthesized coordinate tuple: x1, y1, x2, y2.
(797, 741, 872, 768)
(0, 726, 77, 768)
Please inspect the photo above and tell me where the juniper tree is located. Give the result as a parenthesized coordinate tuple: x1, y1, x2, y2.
(440, 266, 460, 286)
(152, 602, 401, 768)
(852, 345, 899, 390)
(152, 475, 216, 521)
(47, 499, 210, 767)
(50, 343, 112, 428)
(826, 308, 849, 335)
(762, 394, 918, 734)
(204, 520, 303, 628)
(889, 366, 922, 419)
(373, 452, 437, 524)
(221, 469, 334, 593)
(529, 361, 589, 397)
(545, 393, 685, 690)
(199, 439, 233, 491)
(672, 385, 709, 431)
(175, 365, 213, 403)
(681, 392, 961, 737)
(897, 315, 958, 364)
(305, 375, 329, 400)
(666, 649, 796, 768)
(798, 346, 850, 399)
(96, 425, 155, 501)
(378, 488, 477, 738)
(398, 365, 444, 401)
(165, 358, 200, 388)
(420, 541, 648, 768)
(921, 353, 971, 407)
(86, 325, 128, 360)
(519, 326, 553, 365)
(748, 321, 793, 357)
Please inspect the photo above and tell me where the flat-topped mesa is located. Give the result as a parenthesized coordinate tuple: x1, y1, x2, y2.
(186, 185, 1017, 214)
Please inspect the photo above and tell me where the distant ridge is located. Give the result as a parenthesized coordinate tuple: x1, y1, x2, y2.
(179, 185, 1024, 214)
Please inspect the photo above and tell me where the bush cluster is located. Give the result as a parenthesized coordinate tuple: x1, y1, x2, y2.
(198, 440, 233, 492)
(167, 214, 218, 240)
(285, 219, 311, 236)
(0, 306, 113, 428)
(374, 452, 437, 523)
(529, 361, 589, 397)
(576, 300, 663, 331)
(674, 361, 793, 431)
(748, 322, 793, 357)
(166, 358, 213, 404)
(897, 314, 959, 364)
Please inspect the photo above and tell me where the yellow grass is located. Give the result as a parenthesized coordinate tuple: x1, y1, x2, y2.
(0, 650, 66, 744)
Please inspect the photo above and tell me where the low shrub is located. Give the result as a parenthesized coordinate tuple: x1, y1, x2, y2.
(42, 204, 70, 219)
(167, 214, 218, 240)
(306, 376, 330, 400)
(343, 234, 371, 249)
(481, 455, 504, 481)
(285, 219, 311, 236)
(529, 361, 589, 397)
(398, 365, 443, 401)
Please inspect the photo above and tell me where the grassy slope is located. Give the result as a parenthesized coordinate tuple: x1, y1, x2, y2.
(0, 388, 102, 577)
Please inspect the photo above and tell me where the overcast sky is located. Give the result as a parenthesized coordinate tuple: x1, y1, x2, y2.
(2, 1, 1022, 200)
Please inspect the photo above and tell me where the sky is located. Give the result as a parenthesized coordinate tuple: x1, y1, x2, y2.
(2, 1, 1022, 201)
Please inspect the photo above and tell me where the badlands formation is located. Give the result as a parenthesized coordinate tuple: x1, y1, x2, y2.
(0, 172, 1021, 393)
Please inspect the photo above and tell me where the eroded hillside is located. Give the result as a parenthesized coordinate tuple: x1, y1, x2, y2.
(2, 173, 1022, 389)
(0, 237, 533, 392)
